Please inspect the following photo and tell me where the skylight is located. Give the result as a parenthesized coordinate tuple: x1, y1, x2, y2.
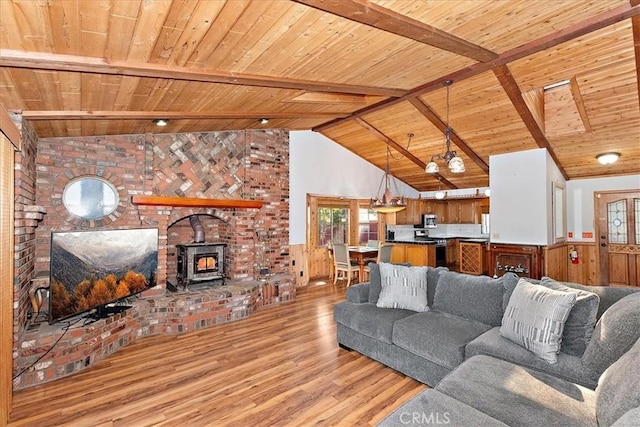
(543, 80, 571, 91)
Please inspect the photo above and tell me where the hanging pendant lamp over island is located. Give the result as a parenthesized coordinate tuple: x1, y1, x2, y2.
(371, 144, 407, 214)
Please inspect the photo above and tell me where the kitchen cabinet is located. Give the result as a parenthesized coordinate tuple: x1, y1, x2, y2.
(390, 243, 435, 267)
(431, 202, 448, 224)
(446, 199, 476, 224)
(394, 199, 430, 225)
(446, 239, 459, 271)
(459, 241, 487, 275)
(428, 197, 489, 224)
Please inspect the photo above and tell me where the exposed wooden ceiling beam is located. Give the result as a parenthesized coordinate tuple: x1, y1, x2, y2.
(19, 110, 350, 120)
(408, 98, 489, 175)
(0, 103, 21, 150)
(355, 117, 458, 189)
(493, 64, 569, 180)
(0, 49, 406, 98)
(569, 77, 592, 133)
(290, 92, 368, 104)
(313, 2, 640, 131)
(632, 0, 640, 110)
(293, 0, 497, 62)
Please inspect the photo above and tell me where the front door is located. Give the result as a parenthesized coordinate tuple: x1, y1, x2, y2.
(596, 190, 640, 286)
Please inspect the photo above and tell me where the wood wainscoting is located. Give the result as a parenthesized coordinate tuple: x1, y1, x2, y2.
(543, 242, 598, 285)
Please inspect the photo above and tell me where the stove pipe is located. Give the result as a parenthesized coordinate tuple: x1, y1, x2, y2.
(189, 215, 205, 243)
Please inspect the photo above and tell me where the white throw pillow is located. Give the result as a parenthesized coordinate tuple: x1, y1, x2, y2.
(500, 278, 576, 364)
(376, 263, 429, 312)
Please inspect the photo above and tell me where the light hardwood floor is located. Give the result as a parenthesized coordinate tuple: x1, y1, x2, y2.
(9, 280, 426, 427)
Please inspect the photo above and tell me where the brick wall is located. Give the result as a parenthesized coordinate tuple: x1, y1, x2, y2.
(13, 126, 291, 388)
(11, 115, 40, 364)
(32, 129, 289, 285)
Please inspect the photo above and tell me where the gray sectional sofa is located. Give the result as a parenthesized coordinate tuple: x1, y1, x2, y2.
(333, 263, 640, 426)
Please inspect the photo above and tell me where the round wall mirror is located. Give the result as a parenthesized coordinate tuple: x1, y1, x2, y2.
(62, 176, 119, 220)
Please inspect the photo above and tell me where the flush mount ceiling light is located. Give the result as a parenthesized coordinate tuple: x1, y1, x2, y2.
(371, 144, 407, 214)
(596, 152, 620, 165)
(425, 80, 465, 174)
(259, 118, 269, 125)
(153, 119, 168, 127)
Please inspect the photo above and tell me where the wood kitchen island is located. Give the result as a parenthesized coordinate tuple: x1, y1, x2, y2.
(388, 241, 437, 267)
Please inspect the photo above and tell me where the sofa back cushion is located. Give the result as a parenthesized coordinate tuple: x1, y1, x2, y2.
(432, 271, 508, 327)
(540, 277, 600, 357)
(367, 262, 410, 303)
(426, 266, 449, 307)
(582, 291, 640, 377)
(595, 337, 640, 426)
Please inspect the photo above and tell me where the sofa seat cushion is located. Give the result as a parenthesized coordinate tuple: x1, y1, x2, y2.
(378, 389, 508, 427)
(392, 310, 492, 370)
(436, 355, 597, 427)
(466, 327, 599, 388)
(333, 301, 414, 344)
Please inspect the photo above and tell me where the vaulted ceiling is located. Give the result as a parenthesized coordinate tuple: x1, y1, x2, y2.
(1, 0, 639, 191)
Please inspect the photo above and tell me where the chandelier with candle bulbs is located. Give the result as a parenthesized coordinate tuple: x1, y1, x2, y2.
(425, 80, 465, 174)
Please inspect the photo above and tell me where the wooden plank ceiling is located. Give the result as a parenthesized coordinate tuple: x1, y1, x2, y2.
(0, 0, 638, 191)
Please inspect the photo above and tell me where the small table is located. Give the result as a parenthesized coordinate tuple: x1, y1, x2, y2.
(348, 246, 379, 281)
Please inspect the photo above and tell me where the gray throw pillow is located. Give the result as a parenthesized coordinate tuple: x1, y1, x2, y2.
(376, 263, 429, 312)
(368, 262, 411, 304)
(582, 292, 640, 376)
(433, 271, 506, 326)
(540, 277, 600, 357)
(500, 279, 576, 364)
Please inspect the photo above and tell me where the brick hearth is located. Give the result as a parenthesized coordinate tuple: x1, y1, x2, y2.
(14, 274, 294, 390)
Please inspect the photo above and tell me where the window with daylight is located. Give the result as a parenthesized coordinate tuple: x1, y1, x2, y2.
(318, 207, 349, 247)
(358, 207, 379, 245)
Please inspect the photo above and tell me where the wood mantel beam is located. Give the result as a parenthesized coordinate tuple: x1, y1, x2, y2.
(131, 195, 263, 209)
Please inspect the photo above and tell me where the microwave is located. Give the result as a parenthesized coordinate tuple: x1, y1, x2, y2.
(422, 214, 437, 229)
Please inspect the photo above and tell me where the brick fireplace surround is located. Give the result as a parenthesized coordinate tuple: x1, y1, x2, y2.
(12, 117, 294, 390)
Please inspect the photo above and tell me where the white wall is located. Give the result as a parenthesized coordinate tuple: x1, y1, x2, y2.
(566, 175, 640, 242)
(289, 130, 418, 245)
(289, 132, 639, 246)
(489, 148, 551, 245)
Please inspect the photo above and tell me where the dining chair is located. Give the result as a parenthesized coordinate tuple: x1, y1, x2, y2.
(367, 240, 379, 248)
(377, 243, 394, 263)
(327, 241, 335, 281)
(332, 242, 360, 287)
(363, 242, 394, 280)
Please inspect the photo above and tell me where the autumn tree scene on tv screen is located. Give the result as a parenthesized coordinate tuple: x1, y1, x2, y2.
(50, 228, 158, 322)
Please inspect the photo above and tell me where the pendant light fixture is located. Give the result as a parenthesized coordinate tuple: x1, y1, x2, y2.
(425, 80, 465, 174)
(371, 145, 407, 214)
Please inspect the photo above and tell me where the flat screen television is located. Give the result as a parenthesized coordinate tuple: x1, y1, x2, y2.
(49, 228, 158, 323)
